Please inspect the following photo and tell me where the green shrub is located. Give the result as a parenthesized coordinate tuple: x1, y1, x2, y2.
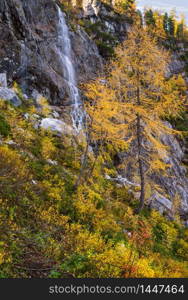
(96, 41, 115, 58)
(0, 114, 11, 137)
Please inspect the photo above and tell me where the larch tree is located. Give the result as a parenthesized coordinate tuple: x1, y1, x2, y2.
(145, 10, 167, 40)
(168, 11, 176, 38)
(144, 9, 156, 28)
(176, 15, 187, 41)
(84, 24, 186, 213)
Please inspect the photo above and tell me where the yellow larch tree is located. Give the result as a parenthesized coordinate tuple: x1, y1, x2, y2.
(84, 24, 186, 212)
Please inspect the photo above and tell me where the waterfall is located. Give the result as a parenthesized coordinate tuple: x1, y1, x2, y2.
(57, 6, 84, 132)
(18, 41, 28, 92)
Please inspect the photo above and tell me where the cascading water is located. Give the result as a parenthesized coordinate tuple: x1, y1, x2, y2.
(57, 6, 84, 132)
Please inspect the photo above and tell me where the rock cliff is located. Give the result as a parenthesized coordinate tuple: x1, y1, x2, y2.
(0, 0, 103, 104)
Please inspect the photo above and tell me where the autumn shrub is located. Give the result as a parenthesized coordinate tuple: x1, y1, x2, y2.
(0, 145, 30, 196)
(151, 210, 178, 255)
(0, 114, 11, 137)
(175, 239, 188, 260)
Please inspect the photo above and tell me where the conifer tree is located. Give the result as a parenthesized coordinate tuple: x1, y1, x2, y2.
(153, 11, 167, 39)
(144, 9, 156, 27)
(163, 12, 169, 35)
(176, 15, 186, 41)
(168, 12, 175, 37)
(84, 25, 186, 213)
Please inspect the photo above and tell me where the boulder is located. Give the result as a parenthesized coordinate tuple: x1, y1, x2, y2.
(0, 73, 7, 87)
(149, 192, 172, 214)
(40, 118, 76, 136)
(0, 88, 21, 106)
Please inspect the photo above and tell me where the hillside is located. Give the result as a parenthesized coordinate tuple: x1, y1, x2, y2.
(0, 0, 188, 278)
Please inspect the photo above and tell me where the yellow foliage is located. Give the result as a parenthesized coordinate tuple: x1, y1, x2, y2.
(73, 185, 121, 235)
(91, 243, 132, 277)
(40, 206, 69, 227)
(41, 136, 56, 160)
(73, 231, 106, 254)
(37, 96, 51, 116)
(0, 145, 29, 190)
(177, 239, 188, 260)
(135, 258, 155, 277)
(0, 249, 5, 265)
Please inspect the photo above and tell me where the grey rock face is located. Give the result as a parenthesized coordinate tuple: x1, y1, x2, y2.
(72, 27, 103, 82)
(149, 192, 172, 214)
(82, 0, 101, 17)
(0, 0, 103, 104)
(0, 87, 21, 106)
(168, 54, 185, 76)
(153, 129, 188, 216)
(116, 127, 188, 217)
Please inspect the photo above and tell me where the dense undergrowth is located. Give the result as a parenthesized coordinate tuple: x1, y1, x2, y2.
(0, 97, 188, 278)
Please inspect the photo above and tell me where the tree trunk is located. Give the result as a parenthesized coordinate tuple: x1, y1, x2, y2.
(136, 83, 145, 213)
(136, 114, 145, 213)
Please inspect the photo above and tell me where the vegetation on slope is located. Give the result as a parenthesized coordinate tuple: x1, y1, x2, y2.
(0, 0, 188, 279)
(0, 95, 188, 278)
